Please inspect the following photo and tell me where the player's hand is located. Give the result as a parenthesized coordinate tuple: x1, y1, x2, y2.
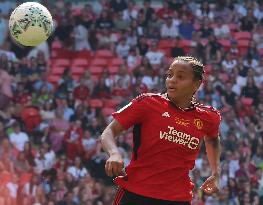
(105, 152, 124, 177)
(200, 174, 220, 194)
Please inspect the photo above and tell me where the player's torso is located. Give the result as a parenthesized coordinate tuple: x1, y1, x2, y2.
(135, 95, 211, 165)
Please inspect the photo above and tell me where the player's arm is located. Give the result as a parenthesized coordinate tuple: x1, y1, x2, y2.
(100, 119, 126, 177)
(201, 135, 221, 194)
(204, 135, 221, 176)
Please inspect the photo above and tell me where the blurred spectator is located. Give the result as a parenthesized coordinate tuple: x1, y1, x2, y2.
(240, 9, 257, 32)
(195, 1, 214, 22)
(171, 37, 185, 57)
(74, 19, 91, 51)
(96, 10, 114, 30)
(115, 37, 130, 58)
(122, 1, 138, 22)
(160, 16, 179, 38)
(110, 0, 127, 13)
(214, 18, 230, 39)
(178, 15, 195, 40)
(9, 122, 29, 152)
(145, 42, 164, 67)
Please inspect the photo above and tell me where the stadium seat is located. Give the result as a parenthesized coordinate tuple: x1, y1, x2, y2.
(75, 50, 92, 59)
(71, 66, 85, 75)
(237, 40, 250, 55)
(95, 49, 115, 58)
(104, 99, 122, 108)
(158, 39, 174, 49)
(234, 32, 252, 40)
(228, 23, 238, 31)
(102, 107, 115, 116)
(47, 75, 61, 84)
(72, 75, 81, 81)
(71, 58, 89, 67)
(108, 66, 119, 75)
(89, 99, 103, 108)
(90, 58, 108, 66)
(178, 40, 193, 53)
(89, 66, 104, 75)
(53, 58, 70, 67)
(51, 41, 63, 49)
(110, 58, 124, 66)
(50, 67, 65, 75)
(218, 40, 231, 51)
(159, 48, 171, 57)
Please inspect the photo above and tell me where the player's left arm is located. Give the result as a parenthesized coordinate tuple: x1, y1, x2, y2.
(200, 135, 221, 194)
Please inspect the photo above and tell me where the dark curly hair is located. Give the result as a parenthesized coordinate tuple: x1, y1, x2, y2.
(172, 56, 205, 81)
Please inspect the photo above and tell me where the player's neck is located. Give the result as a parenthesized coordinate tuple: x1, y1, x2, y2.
(166, 93, 194, 111)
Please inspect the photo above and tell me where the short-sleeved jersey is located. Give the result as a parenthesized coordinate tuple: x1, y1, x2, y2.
(112, 93, 221, 201)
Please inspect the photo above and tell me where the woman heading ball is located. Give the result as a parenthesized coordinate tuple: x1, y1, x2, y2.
(100, 56, 221, 205)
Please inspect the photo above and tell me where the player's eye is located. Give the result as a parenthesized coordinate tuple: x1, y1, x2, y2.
(166, 71, 173, 78)
(177, 75, 185, 80)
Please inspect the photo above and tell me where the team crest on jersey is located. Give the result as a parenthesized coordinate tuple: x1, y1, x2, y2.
(194, 119, 203, 130)
(175, 117, 190, 127)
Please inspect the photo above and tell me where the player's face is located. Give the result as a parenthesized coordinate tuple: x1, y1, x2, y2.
(165, 61, 201, 101)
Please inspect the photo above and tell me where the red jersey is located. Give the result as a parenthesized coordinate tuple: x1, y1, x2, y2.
(112, 93, 221, 201)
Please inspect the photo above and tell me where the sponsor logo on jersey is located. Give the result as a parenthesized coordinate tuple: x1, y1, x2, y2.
(160, 126, 200, 149)
(175, 117, 190, 127)
(194, 119, 203, 130)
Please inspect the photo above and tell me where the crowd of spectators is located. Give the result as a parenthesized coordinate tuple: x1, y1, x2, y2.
(0, 0, 263, 204)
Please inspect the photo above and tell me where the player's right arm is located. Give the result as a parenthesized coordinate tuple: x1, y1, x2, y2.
(100, 94, 151, 177)
(100, 119, 125, 177)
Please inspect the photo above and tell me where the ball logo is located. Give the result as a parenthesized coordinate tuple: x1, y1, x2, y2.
(194, 119, 203, 130)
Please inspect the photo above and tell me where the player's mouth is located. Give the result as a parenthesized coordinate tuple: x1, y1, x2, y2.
(167, 87, 177, 92)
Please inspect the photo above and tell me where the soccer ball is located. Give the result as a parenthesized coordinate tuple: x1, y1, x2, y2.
(9, 2, 53, 47)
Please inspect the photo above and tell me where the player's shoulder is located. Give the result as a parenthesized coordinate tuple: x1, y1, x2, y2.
(196, 104, 221, 121)
(133, 92, 165, 102)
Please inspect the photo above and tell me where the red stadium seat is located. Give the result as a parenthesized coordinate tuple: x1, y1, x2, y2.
(50, 67, 65, 75)
(228, 23, 238, 31)
(159, 48, 171, 57)
(104, 99, 122, 108)
(51, 41, 63, 49)
(102, 107, 115, 116)
(90, 58, 108, 66)
(72, 75, 81, 81)
(71, 66, 85, 75)
(158, 39, 174, 49)
(234, 32, 252, 40)
(110, 58, 124, 66)
(89, 66, 104, 75)
(95, 49, 115, 58)
(53, 58, 70, 67)
(89, 99, 103, 108)
(71, 58, 89, 67)
(47, 75, 61, 84)
(237, 40, 249, 55)
(178, 40, 193, 53)
(218, 40, 231, 51)
(108, 66, 119, 75)
(75, 50, 92, 59)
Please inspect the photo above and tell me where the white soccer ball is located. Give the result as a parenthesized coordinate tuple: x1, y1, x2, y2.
(9, 2, 53, 47)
